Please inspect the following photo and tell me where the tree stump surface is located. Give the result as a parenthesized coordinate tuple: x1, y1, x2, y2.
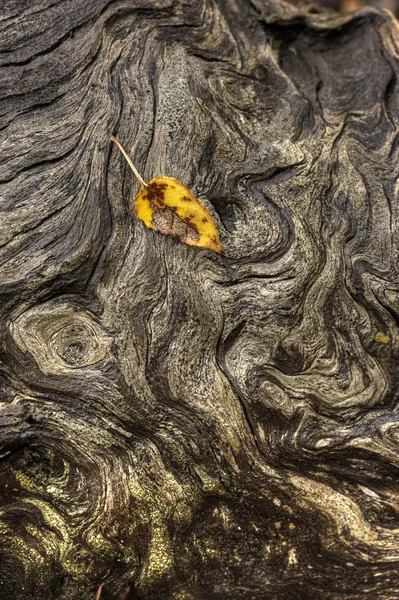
(1, 1, 399, 598)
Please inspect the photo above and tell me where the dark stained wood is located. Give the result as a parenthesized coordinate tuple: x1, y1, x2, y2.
(1, 1, 399, 598)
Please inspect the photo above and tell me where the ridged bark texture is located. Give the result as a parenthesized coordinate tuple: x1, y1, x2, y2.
(1, 1, 399, 599)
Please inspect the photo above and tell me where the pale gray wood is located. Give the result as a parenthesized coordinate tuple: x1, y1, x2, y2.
(1, 1, 399, 599)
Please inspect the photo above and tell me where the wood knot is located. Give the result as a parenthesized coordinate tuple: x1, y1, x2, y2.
(9, 302, 111, 375)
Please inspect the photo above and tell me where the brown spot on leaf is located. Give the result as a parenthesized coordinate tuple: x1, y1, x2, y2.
(151, 205, 200, 244)
(146, 181, 168, 204)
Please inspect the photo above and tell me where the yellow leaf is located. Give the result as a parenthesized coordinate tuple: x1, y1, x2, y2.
(375, 332, 390, 344)
(110, 136, 223, 254)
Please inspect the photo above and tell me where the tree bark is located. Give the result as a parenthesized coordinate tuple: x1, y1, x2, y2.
(1, 0, 399, 598)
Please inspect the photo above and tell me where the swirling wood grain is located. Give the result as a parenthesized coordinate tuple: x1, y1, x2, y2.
(1, 0, 399, 598)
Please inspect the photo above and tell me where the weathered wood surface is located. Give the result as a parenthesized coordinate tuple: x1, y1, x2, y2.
(1, 0, 399, 598)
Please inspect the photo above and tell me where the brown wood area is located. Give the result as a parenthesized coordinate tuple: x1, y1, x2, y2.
(1, 1, 399, 598)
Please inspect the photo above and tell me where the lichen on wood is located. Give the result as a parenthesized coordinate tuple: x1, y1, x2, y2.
(1, 0, 399, 599)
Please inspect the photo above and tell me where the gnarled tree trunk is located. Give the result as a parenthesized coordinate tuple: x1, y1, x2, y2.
(1, 0, 399, 598)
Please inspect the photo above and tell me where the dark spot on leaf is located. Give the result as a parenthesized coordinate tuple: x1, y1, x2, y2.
(146, 181, 168, 203)
(151, 205, 200, 243)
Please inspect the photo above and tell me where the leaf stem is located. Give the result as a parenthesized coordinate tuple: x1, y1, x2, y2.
(110, 135, 147, 187)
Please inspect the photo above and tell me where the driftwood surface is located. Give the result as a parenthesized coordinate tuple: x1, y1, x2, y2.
(2, 0, 399, 598)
